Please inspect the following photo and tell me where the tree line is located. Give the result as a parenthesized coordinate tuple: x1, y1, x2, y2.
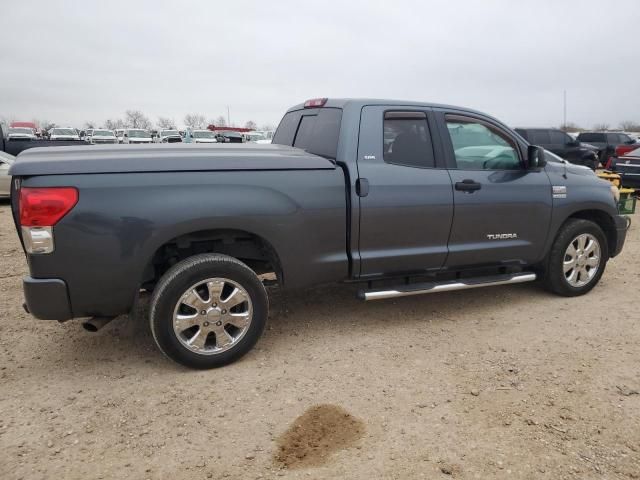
(0, 111, 273, 133)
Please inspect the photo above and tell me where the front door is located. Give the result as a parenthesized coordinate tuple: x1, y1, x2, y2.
(356, 105, 454, 277)
(437, 112, 552, 268)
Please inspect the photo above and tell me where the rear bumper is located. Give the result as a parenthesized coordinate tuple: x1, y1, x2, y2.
(23, 277, 73, 320)
(611, 214, 630, 258)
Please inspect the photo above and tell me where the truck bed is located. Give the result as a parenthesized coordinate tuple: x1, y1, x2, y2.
(10, 143, 336, 175)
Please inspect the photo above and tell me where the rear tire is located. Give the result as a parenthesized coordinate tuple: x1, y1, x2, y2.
(543, 219, 608, 297)
(150, 254, 268, 369)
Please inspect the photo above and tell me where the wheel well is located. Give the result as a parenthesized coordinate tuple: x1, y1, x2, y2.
(142, 229, 283, 290)
(567, 210, 616, 256)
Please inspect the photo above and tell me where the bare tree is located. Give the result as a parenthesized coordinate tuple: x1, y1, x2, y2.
(244, 120, 258, 130)
(125, 110, 152, 129)
(619, 120, 640, 132)
(214, 115, 227, 127)
(260, 124, 275, 132)
(593, 123, 610, 131)
(104, 118, 127, 130)
(84, 121, 96, 129)
(157, 117, 175, 129)
(184, 113, 206, 129)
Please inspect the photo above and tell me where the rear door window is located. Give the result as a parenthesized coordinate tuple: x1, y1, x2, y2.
(383, 111, 435, 168)
(606, 133, 620, 144)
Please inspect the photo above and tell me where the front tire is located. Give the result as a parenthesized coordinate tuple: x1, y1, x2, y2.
(543, 219, 608, 297)
(150, 254, 268, 369)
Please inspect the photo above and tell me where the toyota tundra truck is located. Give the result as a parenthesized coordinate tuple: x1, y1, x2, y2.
(8, 98, 629, 369)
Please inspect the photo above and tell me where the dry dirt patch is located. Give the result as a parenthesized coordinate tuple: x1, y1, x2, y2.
(274, 404, 365, 469)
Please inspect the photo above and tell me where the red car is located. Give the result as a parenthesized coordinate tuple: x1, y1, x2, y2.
(609, 147, 640, 188)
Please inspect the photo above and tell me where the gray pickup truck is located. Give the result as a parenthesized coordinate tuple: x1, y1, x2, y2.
(9, 98, 629, 368)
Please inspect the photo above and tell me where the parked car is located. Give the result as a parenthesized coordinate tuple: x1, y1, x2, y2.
(83, 129, 94, 141)
(90, 129, 118, 145)
(0, 151, 14, 198)
(49, 128, 80, 141)
(576, 131, 637, 164)
(245, 131, 267, 143)
(189, 130, 218, 143)
(215, 131, 243, 143)
(124, 129, 153, 144)
(8, 98, 628, 369)
(158, 129, 183, 143)
(7, 127, 37, 141)
(608, 147, 640, 188)
(515, 128, 599, 170)
(114, 129, 126, 143)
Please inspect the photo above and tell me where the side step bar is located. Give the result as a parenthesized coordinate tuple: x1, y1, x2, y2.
(358, 272, 537, 301)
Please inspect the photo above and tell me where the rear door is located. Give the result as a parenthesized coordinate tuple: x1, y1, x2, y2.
(356, 106, 453, 277)
(436, 111, 552, 268)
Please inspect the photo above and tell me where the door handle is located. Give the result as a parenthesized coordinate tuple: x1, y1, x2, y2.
(455, 179, 481, 192)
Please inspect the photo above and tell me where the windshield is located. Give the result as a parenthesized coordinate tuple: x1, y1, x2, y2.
(9, 127, 33, 134)
(247, 133, 266, 141)
(93, 130, 114, 136)
(192, 131, 215, 138)
(51, 128, 76, 136)
(128, 129, 150, 138)
(162, 130, 179, 136)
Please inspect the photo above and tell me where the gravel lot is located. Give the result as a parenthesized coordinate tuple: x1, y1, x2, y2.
(1, 201, 639, 479)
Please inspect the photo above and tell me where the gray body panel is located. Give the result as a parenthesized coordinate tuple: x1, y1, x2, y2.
(23, 170, 348, 317)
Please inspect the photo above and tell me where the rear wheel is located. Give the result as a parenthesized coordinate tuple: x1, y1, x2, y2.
(543, 219, 608, 296)
(150, 254, 268, 369)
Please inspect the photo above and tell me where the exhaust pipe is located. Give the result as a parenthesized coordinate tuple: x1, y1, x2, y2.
(82, 316, 115, 332)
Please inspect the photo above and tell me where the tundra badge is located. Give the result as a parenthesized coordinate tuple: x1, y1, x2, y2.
(487, 233, 518, 240)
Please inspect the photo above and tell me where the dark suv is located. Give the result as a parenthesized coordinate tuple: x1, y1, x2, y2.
(576, 132, 637, 164)
(515, 128, 599, 170)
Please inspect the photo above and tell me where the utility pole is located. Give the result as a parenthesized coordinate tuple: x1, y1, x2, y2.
(563, 90, 567, 129)
(227, 106, 231, 127)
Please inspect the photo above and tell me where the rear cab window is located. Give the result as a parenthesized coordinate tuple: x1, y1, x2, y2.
(272, 108, 342, 159)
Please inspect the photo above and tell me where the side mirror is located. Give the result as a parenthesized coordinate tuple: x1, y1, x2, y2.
(527, 145, 547, 169)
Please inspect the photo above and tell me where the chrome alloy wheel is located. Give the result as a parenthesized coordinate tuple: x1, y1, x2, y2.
(172, 278, 253, 355)
(563, 233, 601, 288)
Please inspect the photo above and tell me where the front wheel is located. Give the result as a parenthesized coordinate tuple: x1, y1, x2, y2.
(542, 219, 608, 297)
(150, 254, 268, 369)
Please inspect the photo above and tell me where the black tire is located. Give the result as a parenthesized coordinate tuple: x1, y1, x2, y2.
(150, 254, 268, 369)
(542, 219, 608, 297)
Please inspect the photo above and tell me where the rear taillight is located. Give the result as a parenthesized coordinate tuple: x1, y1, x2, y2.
(19, 187, 78, 254)
(19, 187, 78, 227)
(304, 98, 328, 108)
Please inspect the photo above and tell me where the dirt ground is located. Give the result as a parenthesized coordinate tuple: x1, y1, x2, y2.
(1, 201, 639, 480)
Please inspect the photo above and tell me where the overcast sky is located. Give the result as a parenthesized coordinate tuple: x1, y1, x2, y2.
(1, 0, 638, 130)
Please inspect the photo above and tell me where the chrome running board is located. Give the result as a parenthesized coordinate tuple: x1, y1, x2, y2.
(358, 272, 537, 301)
